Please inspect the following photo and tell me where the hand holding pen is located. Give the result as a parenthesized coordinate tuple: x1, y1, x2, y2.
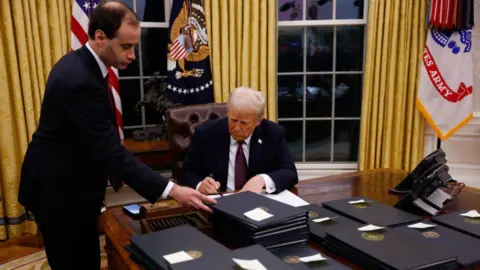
(198, 174, 222, 195)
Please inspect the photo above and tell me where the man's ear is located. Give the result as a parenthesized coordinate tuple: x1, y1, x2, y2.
(94, 30, 107, 44)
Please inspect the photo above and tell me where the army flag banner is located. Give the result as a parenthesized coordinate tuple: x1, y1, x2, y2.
(417, 27, 473, 140)
(167, 0, 214, 105)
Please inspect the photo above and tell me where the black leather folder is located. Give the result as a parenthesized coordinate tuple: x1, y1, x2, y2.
(211, 191, 308, 229)
(432, 210, 480, 239)
(270, 243, 352, 269)
(170, 244, 294, 270)
(393, 222, 480, 267)
(300, 204, 362, 243)
(324, 226, 457, 270)
(321, 196, 422, 227)
(127, 224, 230, 270)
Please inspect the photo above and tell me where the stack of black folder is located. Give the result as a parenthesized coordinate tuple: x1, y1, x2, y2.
(323, 224, 458, 270)
(270, 243, 352, 269)
(211, 191, 310, 249)
(125, 224, 230, 270)
(393, 221, 480, 268)
(432, 210, 480, 239)
(171, 244, 294, 270)
(321, 196, 422, 227)
(300, 204, 362, 244)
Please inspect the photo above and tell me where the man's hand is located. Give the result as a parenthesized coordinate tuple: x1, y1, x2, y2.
(198, 177, 221, 195)
(169, 184, 217, 213)
(240, 175, 265, 193)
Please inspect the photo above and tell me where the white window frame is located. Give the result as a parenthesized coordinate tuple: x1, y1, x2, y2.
(277, 0, 369, 173)
(120, 0, 172, 133)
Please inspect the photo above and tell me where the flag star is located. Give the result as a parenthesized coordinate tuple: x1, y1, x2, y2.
(93, 3, 98, 8)
(209, 80, 213, 84)
(195, 88, 200, 91)
(83, 1, 90, 10)
(172, 86, 177, 91)
(195, 88, 200, 92)
(183, 90, 188, 94)
(200, 86, 205, 90)
(190, 89, 195, 93)
(167, 84, 172, 89)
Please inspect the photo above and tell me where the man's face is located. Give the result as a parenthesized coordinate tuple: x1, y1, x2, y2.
(96, 18, 139, 69)
(227, 105, 262, 141)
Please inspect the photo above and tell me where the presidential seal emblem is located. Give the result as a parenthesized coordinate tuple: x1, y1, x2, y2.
(352, 202, 369, 209)
(308, 211, 319, 219)
(283, 256, 300, 264)
(422, 231, 440, 239)
(186, 250, 203, 259)
(361, 232, 384, 241)
(464, 217, 480, 225)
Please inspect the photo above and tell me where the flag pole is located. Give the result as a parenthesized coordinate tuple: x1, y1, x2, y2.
(436, 137, 441, 150)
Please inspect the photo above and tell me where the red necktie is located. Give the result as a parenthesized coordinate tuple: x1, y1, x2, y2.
(234, 141, 248, 190)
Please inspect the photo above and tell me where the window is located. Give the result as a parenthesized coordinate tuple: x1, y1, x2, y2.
(277, 0, 367, 169)
(118, 0, 171, 138)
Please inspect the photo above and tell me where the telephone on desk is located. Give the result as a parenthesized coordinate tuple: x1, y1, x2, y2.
(390, 149, 464, 216)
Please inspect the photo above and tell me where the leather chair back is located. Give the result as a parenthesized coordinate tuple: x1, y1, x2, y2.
(165, 103, 228, 183)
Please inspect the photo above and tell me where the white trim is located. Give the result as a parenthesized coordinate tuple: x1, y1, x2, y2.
(278, 19, 367, 27)
(140, 22, 169, 28)
(295, 163, 358, 170)
(297, 169, 357, 181)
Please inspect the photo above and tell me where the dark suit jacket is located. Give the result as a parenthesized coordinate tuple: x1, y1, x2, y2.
(181, 117, 298, 193)
(18, 46, 168, 217)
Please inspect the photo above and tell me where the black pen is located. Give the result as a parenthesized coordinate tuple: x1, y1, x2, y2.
(209, 173, 223, 197)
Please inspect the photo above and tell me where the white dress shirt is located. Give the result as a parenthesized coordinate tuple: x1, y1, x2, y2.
(85, 43, 174, 199)
(196, 134, 276, 193)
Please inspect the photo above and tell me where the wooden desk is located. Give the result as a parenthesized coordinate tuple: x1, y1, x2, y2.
(100, 169, 480, 270)
(123, 139, 172, 170)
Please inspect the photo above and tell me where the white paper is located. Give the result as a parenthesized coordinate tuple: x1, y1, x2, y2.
(163, 251, 194, 264)
(232, 258, 268, 270)
(348, 199, 371, 204)
(313, 217, 332, 223)
(357, 224, 384, 232)
(207, 193, 234, 199)
(460, 210, 480, 218)
(408, 222, 436, 229)
(299, 254, 327, 263)
(244, 208, 273, 221)
(262, 190, 310, 207)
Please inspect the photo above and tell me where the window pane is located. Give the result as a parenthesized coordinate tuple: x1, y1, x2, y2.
(142, 28, 169, 76)
(278, 27, 303, 73)
(136, 0, 165, 22)
(118, 45, 140, 77)
(306, 75, 332, 117)
(123, 128, 135, 139)
(336, 26, 364, 71)
(335, 74, 362, 117)
(278, 0, 303, 21)
(278, 75, 303, 118)
(118, 0, 133, 9)
(278, 121, 303, 162)
(144, 75, 169, 125)
(305, 121, 331, 161)
(120, 79, 142, 127)
(306, 0, 333, 20)
(336, 0, 364, 19)
(306, 27, 333, 72)
(333, 120, 360, 161)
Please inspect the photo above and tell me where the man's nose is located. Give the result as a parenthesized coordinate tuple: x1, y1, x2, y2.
(127, 47, 135, 61)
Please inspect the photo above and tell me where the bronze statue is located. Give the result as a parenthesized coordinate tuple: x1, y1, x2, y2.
(133, 72, 181, 141)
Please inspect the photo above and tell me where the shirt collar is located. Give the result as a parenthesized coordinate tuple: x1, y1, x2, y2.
(230, 133, 252, 147)
(86, 42, 109, 79)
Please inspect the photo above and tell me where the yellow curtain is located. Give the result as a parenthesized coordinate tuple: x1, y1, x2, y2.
(0, 0, 71, 240)
(359, 0, 427, 172)
(203, 0, 277, 121)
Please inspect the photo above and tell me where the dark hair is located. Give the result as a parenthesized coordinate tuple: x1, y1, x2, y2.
(88, 0, 139, 40)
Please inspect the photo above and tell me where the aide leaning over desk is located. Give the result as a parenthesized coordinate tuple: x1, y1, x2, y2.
(181, 87, 299, 195)
(17, 2, 215, 269)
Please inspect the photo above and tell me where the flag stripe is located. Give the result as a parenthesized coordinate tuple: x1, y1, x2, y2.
(72, 0, 89, 34)
(71, 16, 88, 45)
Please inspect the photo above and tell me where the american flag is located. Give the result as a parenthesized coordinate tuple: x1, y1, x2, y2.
(71, 0, 124, 140)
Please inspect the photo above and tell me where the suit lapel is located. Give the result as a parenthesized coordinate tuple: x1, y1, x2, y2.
(248, 124, 263, 178)
(216, 118, 230, 190)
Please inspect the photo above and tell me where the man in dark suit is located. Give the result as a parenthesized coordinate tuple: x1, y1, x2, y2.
(18, 2, 215, 269)
(181, 86, 298, 195)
